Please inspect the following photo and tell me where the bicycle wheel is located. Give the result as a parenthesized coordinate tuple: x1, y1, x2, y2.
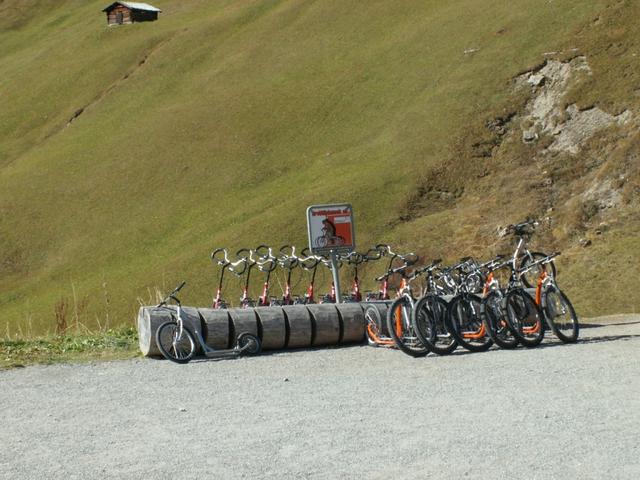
(155, 321, 196, 363)
(412, 294, 457, 355)
(386, 297, 429, 357)
(364, 305, 385, 345)
(521, 251, 557, 288)
(504, 289, 544, 347)
(481, 290, 519, 349)
(237, 332, 262, 355)
(447, 294, 493, 352)
(541, 285, 579, 343)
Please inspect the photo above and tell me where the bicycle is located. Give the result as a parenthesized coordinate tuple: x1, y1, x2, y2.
(314, 226, 346, 248)
(341, 251, 365, 302)
(319, 254, 341, 304)
(277, 245, 299, 306)
(411, 259, 459, 355)
(154, 282, 261, 363)
(234, 248, 258, 308)
(295, 248, 321, 305)
(363, 302, 396, 348)
(479, 255, 520, 349)
(385, 253, 430, 357)
(364, 244, 398, 301)
(445, 257, 494, 352)
(531, 252, 579, 343)
(505, 219, 557, 288)
(210, 248, 230, 309)
(254, 245, 278, 307)
(364, 251, 418, 349)
(498, 255, 546, 348)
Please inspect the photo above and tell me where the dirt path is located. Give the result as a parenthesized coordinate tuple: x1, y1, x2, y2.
(1, 316, 639, 479)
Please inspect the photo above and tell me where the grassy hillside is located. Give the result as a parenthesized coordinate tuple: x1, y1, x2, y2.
(1, 0, 638, 337)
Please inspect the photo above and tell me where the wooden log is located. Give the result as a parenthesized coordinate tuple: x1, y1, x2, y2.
(227, 308, 259, 343)
(281, 305, 313, 348)
(306, 304, 341, 346)
(198, 308, 230, 350)
(136, 305, 202, 357)
(335, 303, 365, 344)
(255, 307, 286, 350)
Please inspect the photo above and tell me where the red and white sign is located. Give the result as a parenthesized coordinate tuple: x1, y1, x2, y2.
(306, 203, 355, 254)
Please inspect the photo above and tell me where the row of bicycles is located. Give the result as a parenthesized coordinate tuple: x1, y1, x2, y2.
(364, 219, 579, 356)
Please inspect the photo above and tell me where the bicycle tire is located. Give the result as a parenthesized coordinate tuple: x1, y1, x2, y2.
(446, 294, 493, 352)
(386, 297, 429, 357)
(541, 285, 579, 343)
(504, 288, 545, 347)
(237, 332, 262, 355)
(364, 305, 385, 346)
(521, 251, 557, 289)
(155, 321, 196, 363)
(481, 290, 519, 349)
(412, 294, 457, 355)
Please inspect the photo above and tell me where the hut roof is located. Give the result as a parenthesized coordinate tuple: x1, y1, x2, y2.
(102, 2, 162, 13)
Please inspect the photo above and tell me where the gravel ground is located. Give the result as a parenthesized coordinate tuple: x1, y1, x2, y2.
(1, 316, 639, 479)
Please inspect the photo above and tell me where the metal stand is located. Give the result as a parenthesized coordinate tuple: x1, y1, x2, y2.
(329, 249, 342, 304)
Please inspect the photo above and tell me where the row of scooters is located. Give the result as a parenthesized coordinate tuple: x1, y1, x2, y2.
(209, 243, 407, 308)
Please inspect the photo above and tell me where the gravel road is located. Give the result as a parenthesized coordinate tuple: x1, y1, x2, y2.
(1, 316, 639, 479)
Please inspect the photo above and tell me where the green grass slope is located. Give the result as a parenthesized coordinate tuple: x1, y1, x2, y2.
(1, 0, 637, 337)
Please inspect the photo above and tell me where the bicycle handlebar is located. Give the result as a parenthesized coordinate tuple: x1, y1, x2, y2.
(173, 281, 186, 294)
(254, 244, 273, 260)
(235, 248, 255, 262)
(157, 281, 186, 307)
(399, 252, 418, 266)
(277, 245, 299, 269)
(374, 258, 415, 281)
(279, 245, 297, 257)
(364, 248, 382, 261)
(257, 257, 277, 272)
(211, 248, 229, 265)
(299, 247, 321, 270)
(341, 251, 365, 265)
(228, 257, 248, 275)
(506, 219, 539, 236)
(375, 244, 390, 255)
(320, 255, 342, 269)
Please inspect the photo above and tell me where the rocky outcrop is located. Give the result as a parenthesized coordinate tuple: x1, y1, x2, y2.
(516, 57, 634, 154)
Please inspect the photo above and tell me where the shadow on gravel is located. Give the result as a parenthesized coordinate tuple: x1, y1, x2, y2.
(574, 334, 640, 344)
(533, 333, 640, 349)
(157, 332, 640, 363)
(183, 344, 365, 363)
(581, 321, 640, 328)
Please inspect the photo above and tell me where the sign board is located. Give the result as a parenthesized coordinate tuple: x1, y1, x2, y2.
(306, 203, 355, 255)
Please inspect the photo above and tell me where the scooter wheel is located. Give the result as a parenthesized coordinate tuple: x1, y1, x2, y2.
(237, 333, 262, 355)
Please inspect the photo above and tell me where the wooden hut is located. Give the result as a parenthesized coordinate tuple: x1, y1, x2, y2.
(103, 2, 161, 26)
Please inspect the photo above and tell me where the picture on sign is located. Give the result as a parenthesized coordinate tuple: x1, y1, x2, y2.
(307, 204, 355, 253)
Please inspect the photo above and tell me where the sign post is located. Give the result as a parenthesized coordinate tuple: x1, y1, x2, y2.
(306, 203, 355, 304)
